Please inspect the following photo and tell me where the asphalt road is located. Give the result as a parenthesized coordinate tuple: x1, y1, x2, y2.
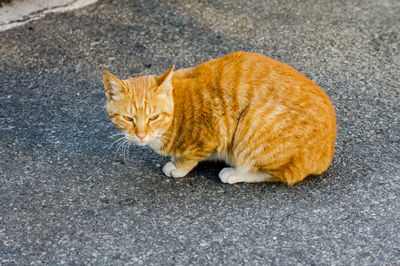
(1, 0, 399, 264)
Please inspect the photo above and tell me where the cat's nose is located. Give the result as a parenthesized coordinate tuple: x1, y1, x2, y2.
(136, 133, 146, 140)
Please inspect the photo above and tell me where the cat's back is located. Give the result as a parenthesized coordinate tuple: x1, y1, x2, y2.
(175, 51, 336, 133)
(190, 51, 335, 118)
(197, 51, 323, 91)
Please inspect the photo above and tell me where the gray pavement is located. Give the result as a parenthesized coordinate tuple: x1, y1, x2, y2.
(1, 0, 399, 264)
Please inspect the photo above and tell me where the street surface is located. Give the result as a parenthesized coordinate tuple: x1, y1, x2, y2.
(0, 0, 399, 264)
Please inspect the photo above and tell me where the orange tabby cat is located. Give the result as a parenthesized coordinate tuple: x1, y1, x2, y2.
(103, 51, 336, 185)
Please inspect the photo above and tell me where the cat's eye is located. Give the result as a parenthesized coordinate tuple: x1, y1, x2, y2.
(123, 116, 134, 122)
(149, 114, 160, 121)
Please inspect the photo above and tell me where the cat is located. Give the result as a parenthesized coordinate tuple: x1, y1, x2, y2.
(103, 51, 337, 185)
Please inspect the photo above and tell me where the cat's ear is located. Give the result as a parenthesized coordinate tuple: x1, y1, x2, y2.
(154, 64, 175, 95)
(103, 71, 127, 100)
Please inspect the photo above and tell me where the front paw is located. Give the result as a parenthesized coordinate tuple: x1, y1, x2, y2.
(162, 162, 176, 177)
(219, 167, 240, 184)
(162, 162, 188, 178)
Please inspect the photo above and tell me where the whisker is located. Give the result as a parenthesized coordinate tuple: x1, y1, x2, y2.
(123, 140, 132, 162)
(117, 139, 128, 162)
(149, 138, 166, 154)
(116, 139, 129, 153)
(108, 132, 126, 139)
(160, 135, 173, 141)
(112, 136, 127, 147)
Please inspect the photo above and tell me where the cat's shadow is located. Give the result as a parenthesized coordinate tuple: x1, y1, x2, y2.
(189, 161, 229, 183)
(126, 146, 229, 184)
(122, 147, 326, 187)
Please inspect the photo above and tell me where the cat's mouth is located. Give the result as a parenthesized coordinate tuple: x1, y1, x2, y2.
(137, 140, 147, 146)
(131, 138, 150, 146)
(126, 134, 155, 147)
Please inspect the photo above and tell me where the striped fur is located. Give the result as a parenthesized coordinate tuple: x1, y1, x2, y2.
(104, 51, 337, 185)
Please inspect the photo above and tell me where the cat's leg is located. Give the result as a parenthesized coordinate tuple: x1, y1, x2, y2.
(163, 161, 188, 178)
(162, 157, 186, 177)
(163, 154, 211, 178)
(219, 167, 279, 184)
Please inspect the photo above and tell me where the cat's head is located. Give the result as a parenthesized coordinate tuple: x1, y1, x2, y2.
(103, 66, 174, 147)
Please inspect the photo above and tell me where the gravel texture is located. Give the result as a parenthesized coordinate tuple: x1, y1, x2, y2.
(0, 0, 399, 264)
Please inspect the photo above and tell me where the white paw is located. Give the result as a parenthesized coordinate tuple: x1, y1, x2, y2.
(162, 162, 188, 178)
(170, 168, 188, 178)
(219, 167, 241, 184)
(219, 168, 276, 184)
(162, 162, 176, 177)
